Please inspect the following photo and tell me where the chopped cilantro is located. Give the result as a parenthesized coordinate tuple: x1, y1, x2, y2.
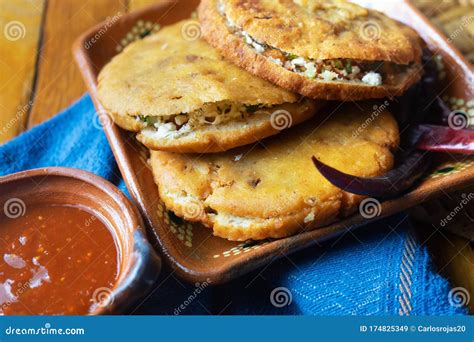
(345, 60, 353, 74)
(139, 115, 154, 126)
(334, 60, 343, 69)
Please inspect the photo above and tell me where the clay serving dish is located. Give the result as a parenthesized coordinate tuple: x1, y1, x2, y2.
(0, 167, 161, 314)
(73, 0, 474, 284)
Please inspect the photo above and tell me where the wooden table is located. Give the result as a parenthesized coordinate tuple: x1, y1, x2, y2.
(0, 0, 159, 140)
(1, 0, 473, 313)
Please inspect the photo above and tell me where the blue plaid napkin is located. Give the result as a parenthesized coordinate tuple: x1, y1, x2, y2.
(0, 95, 467, 315)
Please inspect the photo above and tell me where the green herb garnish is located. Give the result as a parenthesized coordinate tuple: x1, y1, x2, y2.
(334, 60, 343, 69)
(139, 115, 155, 126)
(345, 60, 353, 74)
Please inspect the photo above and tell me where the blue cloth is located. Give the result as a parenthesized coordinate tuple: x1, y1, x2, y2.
(0, 95, 467, 315)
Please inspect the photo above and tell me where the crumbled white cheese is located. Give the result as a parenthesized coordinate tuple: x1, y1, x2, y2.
(320, 70, 340, 81)
(251, 41, 265, 54)
(155, 122, 176, 135)
(142, 122, 192, 139)
(304, 62, 316, 78)
(226, 17, 237, 29)
(243, 32, 253, 45)
(241, 31, 265, 54)
(361, 71, 382, 86)
(304, 212, 315, 223)
(268, 57, 283, 66)
(284, 61, 295, 71)
(291, 57, 306, 66)
(138, 101, 271, 139)
(218, 0, 388, 86)
(218, 1, 225, 14)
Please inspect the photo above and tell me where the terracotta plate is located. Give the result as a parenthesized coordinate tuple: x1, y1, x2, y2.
(73, 0, 474, 284)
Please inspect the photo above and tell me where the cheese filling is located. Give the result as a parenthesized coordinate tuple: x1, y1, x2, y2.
(216, 1, 404, 87)
(136, 101, 272, 138)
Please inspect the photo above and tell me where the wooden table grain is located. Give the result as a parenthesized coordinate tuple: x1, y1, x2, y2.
(0, 0, 473, 314)
(0, 0, 159, 138)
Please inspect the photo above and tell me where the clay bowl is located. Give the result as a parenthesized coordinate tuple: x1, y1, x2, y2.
(0, 167, 161, 315)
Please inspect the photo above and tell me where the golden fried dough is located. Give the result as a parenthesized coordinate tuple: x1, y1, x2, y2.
(198, 0, 423, 100)
(150, 101, 399, 241)
(97, 19, 320, 153)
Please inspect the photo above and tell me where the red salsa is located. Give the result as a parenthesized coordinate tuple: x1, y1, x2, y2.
(0, 205, 118, 315)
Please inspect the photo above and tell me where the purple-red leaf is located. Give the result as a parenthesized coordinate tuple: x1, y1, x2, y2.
(311, 151, 431, 198)
(415, 124, 474, 154)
